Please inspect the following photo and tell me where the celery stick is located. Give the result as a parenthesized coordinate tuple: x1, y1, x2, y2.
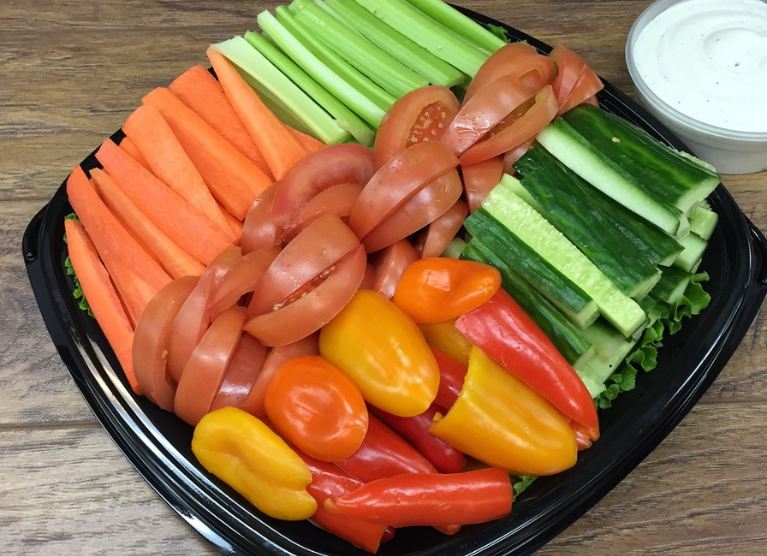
(266, 7, 394, 126)
(289, 0, 428, 99)
(405, 0, 507, 52)
(320, 0, 465, 87)
(213, 36, 350, 145)
(244, 31, 374, 146)
(354, 0, 490, 76)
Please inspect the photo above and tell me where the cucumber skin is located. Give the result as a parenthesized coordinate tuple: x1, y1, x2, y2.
(515, 148, 660, 298)
(562, 105, 720, 215)
(462, 239, 594, 365)
(515, 147, 683, 266)
(464, 209, 598, 325)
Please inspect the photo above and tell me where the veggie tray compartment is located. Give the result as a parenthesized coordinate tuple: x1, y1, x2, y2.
(21, 6, 767, 556)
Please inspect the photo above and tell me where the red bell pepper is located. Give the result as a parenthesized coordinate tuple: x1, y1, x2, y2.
(324, 467, 513, 527)
(430, 346, 467, 409)
(455, 289, 599, 431)
(370, 404, 464, 474)
(335, 413, 437, 483)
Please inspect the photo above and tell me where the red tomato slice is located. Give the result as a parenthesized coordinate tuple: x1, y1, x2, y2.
(349, 141, 459, 240)
(241, 184, 281, 254)
(583, 95, 600, 107)
(241, 332, 320, 417)
(461, 156, 505, 213)
(416, 200, 469, 259)
(441, 74, 532, 157)
(558, 63, 604, 116)
(464, 42, 554, 103)
(174, 306, 247, 426)
(374, 85, 461, 170)
(362, 169, 463, 253)
(244, 244, 367, 346)
(133, 276, 198, 411)
(283, 183, 364, 242)
(460, 85, 559, 166)
(550, 45, 586, 106)
(166, 246, 241, 383)
(371, 239, 420, 299)
(360, 262, 376, 291)
(265, 355, 369, 462)
(210, 333, 268, 412)
(207, 246, 281, 319)
(271, 144, 375, 224)
(247, 215, 360, 318)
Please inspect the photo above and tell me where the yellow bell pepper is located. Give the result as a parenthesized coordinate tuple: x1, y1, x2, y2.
(429, 346, 578, 476)
(192, 407, 317, 521)
(417, 318, 473, 367)
(319, 290, 439, 417)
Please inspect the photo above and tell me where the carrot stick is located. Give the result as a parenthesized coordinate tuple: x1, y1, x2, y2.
(207, 47, 307, 180)
(285, 125, 326, 154)
(65, 218, 140, 394)
(95, 138, 233, 265)
(142, 87, 271, 219)
(66, 165, 171, 324)
(217, 201, 244, 241)
(119, 136, 150, 170)
(122, 104, 237, 241)
(91, 168, 206, 279)
(169, 65, 274, 179)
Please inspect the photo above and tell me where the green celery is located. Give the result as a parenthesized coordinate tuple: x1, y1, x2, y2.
(289, 0, 428, 98)
(354, 0, 491, 76)
(320, 0, 466, 87)
(243, 31, 374, 146)
(267, 6, 394, 126)
(405, 0, 507, 52)
(213, 36, 351, 145)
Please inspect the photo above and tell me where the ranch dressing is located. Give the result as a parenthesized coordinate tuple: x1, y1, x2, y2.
(633, 0, 767, 133)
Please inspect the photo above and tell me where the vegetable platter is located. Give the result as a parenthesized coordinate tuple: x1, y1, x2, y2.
(20, 1, 767, 556)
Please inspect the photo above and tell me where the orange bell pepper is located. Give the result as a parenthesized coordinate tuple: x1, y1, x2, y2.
(392, 258, 501, 323)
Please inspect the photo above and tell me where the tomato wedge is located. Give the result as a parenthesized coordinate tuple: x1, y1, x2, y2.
(442, 74, 533, 157)
(371, 239, 420, 299)
(247, 215, 360, 318)
(464, 42, 554, 103)
(174, 306, 247, 426)
(558, 63, 603, 116)
(166, 246, 241, 382)
(244, 244, 367, 346)
(265, 355, 369, 462)
(242, 332, 320, 417)
(210, 333, 268, 412)
(416, 200, 469, 259)
(461, 156, 505, 213)
(362, 169, 463, 253)
(207, 246, 281, 319)
(271, 144, 375, 224)
(502, 140, 533, 175)
(460, 85, 559, 166)
(349, 141, 459, 240)
(374, 85, 461, 170)
(550, 45, 585, 106)
(241, 184, 281, 254)
(133, 276, 198, 411)
(283, 183, 363, 242)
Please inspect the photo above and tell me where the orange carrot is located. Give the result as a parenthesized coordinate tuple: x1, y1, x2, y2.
(91, 168, 206, 279)
(66, 165, 171, 324)
(122, 104, 237, 242)
(207, 47, 307, 180)
(217, 200, 244, 241)
(285, 125, 326, 154)
(95, 138, 233, 265)
(142, 87, 271, 219)
(119, 136, 150, 170)
(169, 65, 274, 179)
(65, 218, 140, 394)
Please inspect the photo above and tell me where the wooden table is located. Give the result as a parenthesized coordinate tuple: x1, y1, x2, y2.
(2, 1, 766, 554)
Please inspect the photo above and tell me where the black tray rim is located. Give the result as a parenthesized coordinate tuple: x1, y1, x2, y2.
(21, 6, 767, 556)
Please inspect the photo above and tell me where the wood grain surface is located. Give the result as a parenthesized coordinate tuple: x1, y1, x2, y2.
(2, 1, 766, 555)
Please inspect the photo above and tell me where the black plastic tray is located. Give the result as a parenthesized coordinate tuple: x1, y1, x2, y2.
(22, 7, 767, 556)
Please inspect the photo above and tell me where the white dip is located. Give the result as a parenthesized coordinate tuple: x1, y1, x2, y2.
(633, 0, 767, 133)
